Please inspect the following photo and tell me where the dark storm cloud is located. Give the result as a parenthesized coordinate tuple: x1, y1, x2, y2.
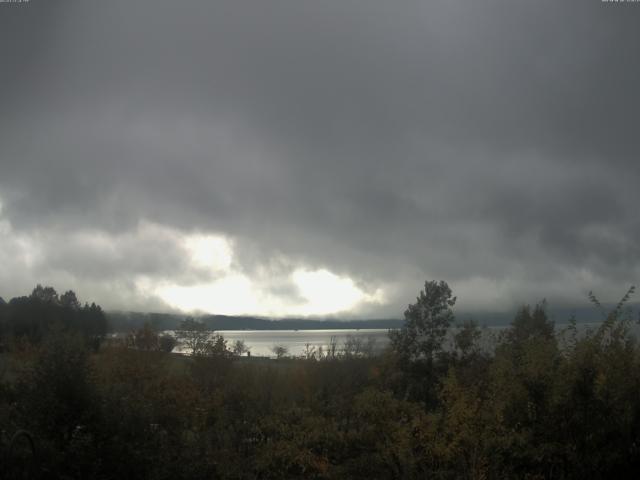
(1, 0, 639, 314)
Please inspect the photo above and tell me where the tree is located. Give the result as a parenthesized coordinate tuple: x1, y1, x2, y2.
(389, 280, 456, 363)
(205, 333, 230, 356)
(82, 302, 108, 348)
(176, 317, 211, 356)
(30, 284, 60, 304)
(232, 339, 250, 356)
(271, 345, 289, 359)
(175, 317, 229, 356)
(2, 287, 106, 345)
(60, 290, 81, 310)
(506, 301, 554, 345)
(454, 319, 483, 360)
(134, 322, 159, 350)
(159, 335, 177, 353)
(18, 333, 96, 446)
(302, 342, 317, 360)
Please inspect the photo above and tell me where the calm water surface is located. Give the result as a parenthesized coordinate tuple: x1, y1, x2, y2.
(165, 321, 640, 358)
(167, 329, 390, 357)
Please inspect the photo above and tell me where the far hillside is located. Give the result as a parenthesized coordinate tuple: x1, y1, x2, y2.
(106, 304, 637, 332)
(106, 311, 404, 332)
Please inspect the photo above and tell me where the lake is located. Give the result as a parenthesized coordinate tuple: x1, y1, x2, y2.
(167, 329, 391, 358)
(164, 321, 640, 358)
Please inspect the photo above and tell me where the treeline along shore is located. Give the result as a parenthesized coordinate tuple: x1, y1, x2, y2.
(107, 311, 404, 333)
(107, 306, 632, 333)
(1, 282, 640, 479)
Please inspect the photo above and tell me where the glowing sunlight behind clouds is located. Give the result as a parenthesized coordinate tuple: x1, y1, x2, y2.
(143, 229, 386, 316)
(0, 197, 387, 317)
(152, 275, 261, 316)
(144, 244, 385, 317)
(291, 269, 385, 316)
(147, 266, 385, 317)
(183, 234, 233, 271)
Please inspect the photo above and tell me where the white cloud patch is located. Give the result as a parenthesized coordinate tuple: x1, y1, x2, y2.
(0, 199, 385, 316)
(184, 234, 233, 272)
(291, 269, 385, 316)
(139, 261, 385, 317)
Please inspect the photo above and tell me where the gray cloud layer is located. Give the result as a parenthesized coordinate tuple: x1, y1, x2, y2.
(1, 0, 639, 315)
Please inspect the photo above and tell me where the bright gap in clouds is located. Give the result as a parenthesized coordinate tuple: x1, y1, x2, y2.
(153, 275, 261, 316)
(0, 199, 385, 316)
(152, 233, 384, 316)
(183, 234, 233, 271)
(154, 269, 382, 317)
(292, 269, 384, 316)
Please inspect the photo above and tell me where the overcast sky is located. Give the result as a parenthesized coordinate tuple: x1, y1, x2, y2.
(1, 0, 639, 318)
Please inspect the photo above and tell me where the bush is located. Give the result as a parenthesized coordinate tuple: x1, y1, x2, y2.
(159, 335, 177, 353)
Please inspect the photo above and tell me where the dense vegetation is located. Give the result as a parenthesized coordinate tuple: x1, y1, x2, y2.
(1, 282, 640, 479)
(0, 285, 107, 350)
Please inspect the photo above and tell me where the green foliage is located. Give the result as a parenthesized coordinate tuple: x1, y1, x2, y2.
(387, 280, 457, 405)
(2, 284, 640, 478)
(0, 285, 107, 347)
(453, 319, 483, 359)
(506, 301, 555, 345)
(390, 280, 456, 363)
(176, 317, 229, 357)
(16, 333, 96, 454)
(159, 334, 177, 353)
(135, 322, 160, 350)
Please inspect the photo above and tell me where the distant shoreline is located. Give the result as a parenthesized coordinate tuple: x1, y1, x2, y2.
(106, 311, 404, 332)
(106, 304, 635, 332)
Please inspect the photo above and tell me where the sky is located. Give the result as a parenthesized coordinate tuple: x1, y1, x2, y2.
(1, 0, 639, 318)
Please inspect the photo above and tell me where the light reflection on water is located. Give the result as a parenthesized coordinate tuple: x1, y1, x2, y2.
(163, 321, 640, 358)
(164, 329, 391, 358)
